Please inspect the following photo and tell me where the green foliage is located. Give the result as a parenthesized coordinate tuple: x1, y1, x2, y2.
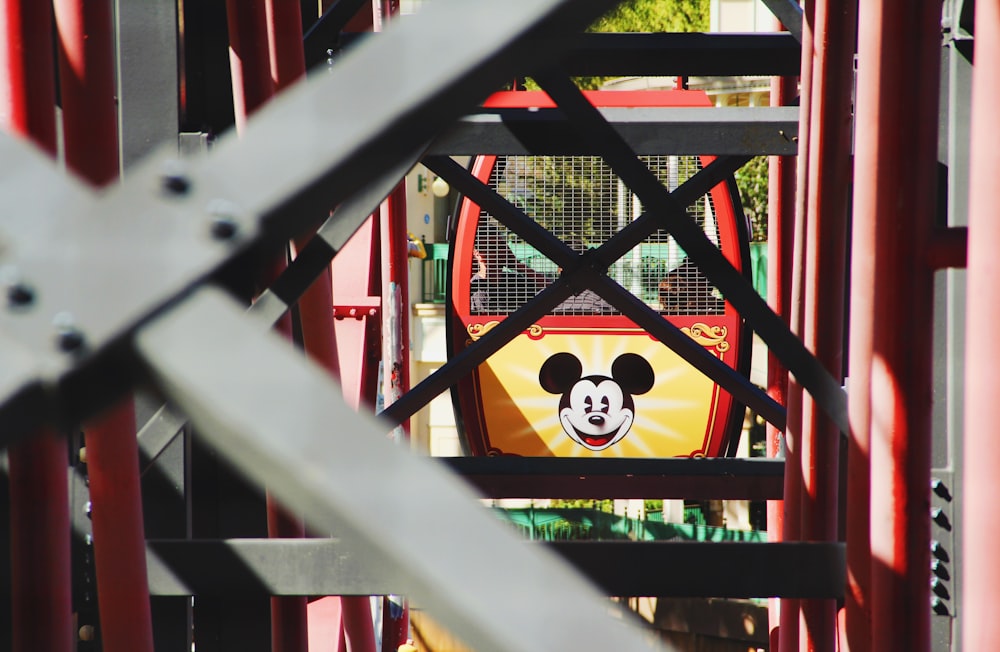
(734, 156, 769, 242)
(549, 499, 615, 513)
(590, 0, 709, 33)
(523, 0, 710, 91)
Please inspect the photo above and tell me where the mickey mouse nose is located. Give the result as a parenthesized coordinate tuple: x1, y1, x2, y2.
(589, 415, 605, 426)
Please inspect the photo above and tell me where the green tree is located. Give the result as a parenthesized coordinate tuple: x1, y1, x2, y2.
(734, 155, 769, 242)
(523, 0, 709, 90)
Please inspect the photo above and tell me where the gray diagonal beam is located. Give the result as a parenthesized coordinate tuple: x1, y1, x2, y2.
(430, 106, 800, 156)
(139, 148, 423, 468)
(535, 72, 848, 434)
(0, 0, 620, 442)
(135, 286, 670, 652)
(760, 0, 804, 43)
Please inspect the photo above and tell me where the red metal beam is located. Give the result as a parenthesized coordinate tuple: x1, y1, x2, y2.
(853, 1, 940, 650)
(228, 1, 318, 648)
(779, 1, 815, 648)
(962, 0, 1000, 646)
(1, 2, 73, 649)
(53, 0, 118, 185)
(53, 0, 156, 649)
(797, 0, 856, 648)
(7, 432, 73, 652)
(767, 65, 797, 649)
(926, 226, 967, 270)
(226, 0, 275, 131)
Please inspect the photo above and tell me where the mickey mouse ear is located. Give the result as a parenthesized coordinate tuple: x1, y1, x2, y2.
(539, 352, 583, 394)
(611, 353, 655, 395)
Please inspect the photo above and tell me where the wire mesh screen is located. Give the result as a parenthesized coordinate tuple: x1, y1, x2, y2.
(469, 155, 725, 317)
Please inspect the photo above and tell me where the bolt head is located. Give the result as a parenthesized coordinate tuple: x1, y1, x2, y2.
(6, 283, 33, 307)
(210, 217, 238, 240)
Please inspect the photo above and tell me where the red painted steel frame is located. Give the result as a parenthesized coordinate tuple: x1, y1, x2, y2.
(779, 2, 814, 649)
(963, 0, 1000, 646)
(767, 67, 796, 649)
(853, 1, 940, 650)
(53, 0, 156, 649)
(798, 0, 856, 649)
(1, 3, 73, 649)
(228, 2, 309, 649)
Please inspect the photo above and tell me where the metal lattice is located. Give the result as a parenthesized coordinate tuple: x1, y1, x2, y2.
(471, 155, 725, 316)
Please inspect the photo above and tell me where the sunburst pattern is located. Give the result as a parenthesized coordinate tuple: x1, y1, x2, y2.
(475, 329, 719, 458)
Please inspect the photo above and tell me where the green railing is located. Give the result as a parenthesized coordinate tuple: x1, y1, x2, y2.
(493, 507, 766, 543)
(421, 243, 449, 303)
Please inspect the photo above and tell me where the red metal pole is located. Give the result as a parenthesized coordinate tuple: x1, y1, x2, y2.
(53, 0, 156, 649)
(779, 2, 814, 649)
(766, 67, 796, 648)
(797, 0, 856, 649)
(7, 430, 73, 652)
(84, 406, 155, 652)
(226, 0, 275, 132)
(844, 126, 874, 652)
(1, 3, 73, 650)
(227, 2, 315, 649)
(53, 0, 119, 186)
(854, 1, 940, 650)
(962, 0, 1000, 646)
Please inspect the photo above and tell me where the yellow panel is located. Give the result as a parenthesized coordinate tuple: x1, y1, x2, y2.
(476, 332, 720, 458)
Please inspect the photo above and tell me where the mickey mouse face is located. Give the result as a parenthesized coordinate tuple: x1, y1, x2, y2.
(560, 377, 632, 450)
(539, 352, 655, 452)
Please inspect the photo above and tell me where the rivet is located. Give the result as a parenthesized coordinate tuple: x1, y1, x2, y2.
(79, 625, 95, 641)
(210, 217, 238, 240)
(931, 508, 952, 530)
(53, 312, 85, 353)
(161, 160, 190, 195)
(931, 478, 952, 501)
(206, 199, 242, 240)
(6, 282, 33, 307)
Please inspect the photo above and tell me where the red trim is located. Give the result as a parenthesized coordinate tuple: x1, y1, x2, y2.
(482, 89, 713, 109)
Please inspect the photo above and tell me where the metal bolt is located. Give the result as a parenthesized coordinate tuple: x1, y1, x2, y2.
(931, 508, 952, 530)
(79, 625, 96, 642)
(161, 160, 190, 195)
(930, 540, 950, 562)
(931, 578, 950, 600)
(210, 217, 238, 240)
(931, 478, 952, 501)
(1, 266, 34, 308)
(931, 598, 950, 616)
(6, 282, 33, 307)
(53, 312, 85, 353)
(206, 199, 242, 240)
(931, 559, 951, 581)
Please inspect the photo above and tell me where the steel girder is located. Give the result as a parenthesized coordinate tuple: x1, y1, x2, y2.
(0, 0, 848, 649)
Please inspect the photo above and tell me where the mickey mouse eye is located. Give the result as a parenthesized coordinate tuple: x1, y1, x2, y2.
(584, 396, 594, 412)
(600, 396, 610, 413)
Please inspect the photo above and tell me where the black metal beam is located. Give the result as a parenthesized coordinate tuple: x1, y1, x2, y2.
(443, 457, 784, 500)
(302, 0, 371, 69)
(559, 32, 802, 76)
(429, 106, 799, 156)
(552, 541, 844, 599)
(535, 72, 848, 435)
(380, 155, 785, 431)
(146, 539, 844, 600)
